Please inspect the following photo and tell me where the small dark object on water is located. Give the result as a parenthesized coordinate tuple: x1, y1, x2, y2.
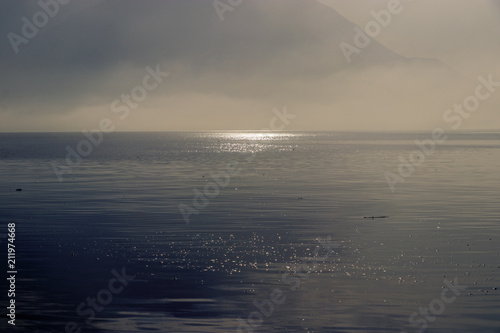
(363, 216, 389, 219)
(16, 188, 22, 191)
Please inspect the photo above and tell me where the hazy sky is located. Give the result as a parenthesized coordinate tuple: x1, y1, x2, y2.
(1, 0, 499, 132)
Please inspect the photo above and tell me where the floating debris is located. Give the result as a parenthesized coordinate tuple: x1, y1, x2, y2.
(363, 216, 389, 219)
(15, 189, 22, 191)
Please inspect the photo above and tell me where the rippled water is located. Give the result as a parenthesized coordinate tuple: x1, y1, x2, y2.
(0, 131, 499, 332)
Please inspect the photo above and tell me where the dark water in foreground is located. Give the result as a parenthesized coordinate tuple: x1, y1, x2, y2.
(0, 131, 499, 333)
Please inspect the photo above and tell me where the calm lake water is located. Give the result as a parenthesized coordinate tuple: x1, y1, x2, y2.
(1, 131, 499, 332)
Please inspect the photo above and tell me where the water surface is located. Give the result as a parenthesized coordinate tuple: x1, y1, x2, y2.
(1, 131, 499, 332)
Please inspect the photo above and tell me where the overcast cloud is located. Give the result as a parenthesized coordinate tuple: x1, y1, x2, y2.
(0, 0, 499, 132)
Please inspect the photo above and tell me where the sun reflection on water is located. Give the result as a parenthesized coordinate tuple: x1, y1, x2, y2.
(197, 131, 301, 153)
(201, 131, 300, 141)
